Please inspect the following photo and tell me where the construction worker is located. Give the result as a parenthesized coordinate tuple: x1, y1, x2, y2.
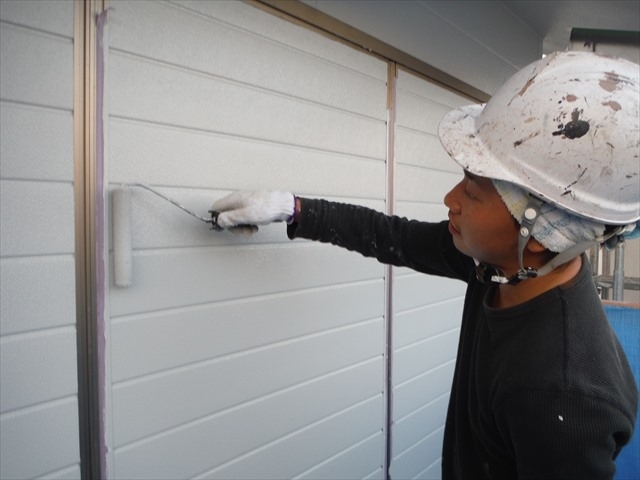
(211, 52, 639, 479)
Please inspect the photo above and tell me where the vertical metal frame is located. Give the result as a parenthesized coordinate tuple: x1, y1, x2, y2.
(383, 62, 398, 478)
(74, 0, 106, 477)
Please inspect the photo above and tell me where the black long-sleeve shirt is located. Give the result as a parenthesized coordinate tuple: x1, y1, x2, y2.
(288, 198, 638, 480)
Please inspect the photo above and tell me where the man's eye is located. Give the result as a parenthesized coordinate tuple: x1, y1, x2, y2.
(464, 188, 475, 199)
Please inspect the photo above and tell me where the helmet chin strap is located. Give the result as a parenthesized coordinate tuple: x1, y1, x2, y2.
(474, 196, 545, 285)
(474, 196, 625, 286)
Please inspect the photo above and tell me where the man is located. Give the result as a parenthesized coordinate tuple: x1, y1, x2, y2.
(211, 52, 638, 479)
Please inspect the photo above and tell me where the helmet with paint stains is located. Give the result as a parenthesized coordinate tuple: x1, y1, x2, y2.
(438, 51, 639, 225)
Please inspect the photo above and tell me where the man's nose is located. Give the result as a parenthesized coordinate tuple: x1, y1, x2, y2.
(444, 181, 463, 214)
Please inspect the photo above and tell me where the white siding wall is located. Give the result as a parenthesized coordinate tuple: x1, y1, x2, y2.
(0, 1, 543, 478)
(389, 70, 470, 479)
(106, 1, 388, 478)
(0, 1, 80, 479)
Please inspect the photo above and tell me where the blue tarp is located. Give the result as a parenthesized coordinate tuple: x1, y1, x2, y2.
(604, 304, 640, 480)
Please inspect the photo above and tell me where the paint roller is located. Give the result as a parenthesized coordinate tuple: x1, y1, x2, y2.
(111, 184, 232, 287)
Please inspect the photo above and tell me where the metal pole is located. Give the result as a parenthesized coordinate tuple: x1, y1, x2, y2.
(613, 239, 625, 301)
(602, 246, 612, 300)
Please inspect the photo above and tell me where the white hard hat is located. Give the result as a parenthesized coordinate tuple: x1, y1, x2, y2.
(439, 51, 640, 225)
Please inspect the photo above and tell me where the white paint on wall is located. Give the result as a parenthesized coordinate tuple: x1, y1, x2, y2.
(0, 1, 80, 477)
(106, 1, 389, 477)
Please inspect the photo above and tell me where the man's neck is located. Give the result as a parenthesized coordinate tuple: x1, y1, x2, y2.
(493, 256, 583, 309)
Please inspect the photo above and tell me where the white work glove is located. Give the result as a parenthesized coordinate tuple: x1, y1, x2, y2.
(210, 190, 295, 234)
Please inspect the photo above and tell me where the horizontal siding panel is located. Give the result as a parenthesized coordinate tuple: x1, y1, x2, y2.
(0, 327, 78, 413)
(393, 361, 455, 421)
(395, 164, 461, 204)
(0, 24, 72, 109)
(172, 0, 387, 80)
(294, 432, 384, 479)
(109, 120, 386, 199)
(114, 385, 384, 479)
(396, 90, 452, 136)
(0, 103, 73, 181)
(394, 272, 466, 311)
(392, 394, 449, 454)
(397, 69, 473, 110)
(0, 0, 74, 37)
(0, 256, 76, 335)
(0, 180, 75, 257)
(393, 299, 464, 349)
(395, 128, 459, 173)
(109, 1, 387, 120)
(392, 329, 459, 386)
(112, 319, 383, 446)
(418, 459, 442, 480)
(37, 464, 81, 480)
(389, 427, 444, 480)
(112, 280, 384, 381)
(364, 472, 385, 480)
(198, 396, 384, 480)
(110, 243, 384, 316)
(109, 53, 386, 160)
(0, 398, 79, 479)
(364, 468, 386, 480)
